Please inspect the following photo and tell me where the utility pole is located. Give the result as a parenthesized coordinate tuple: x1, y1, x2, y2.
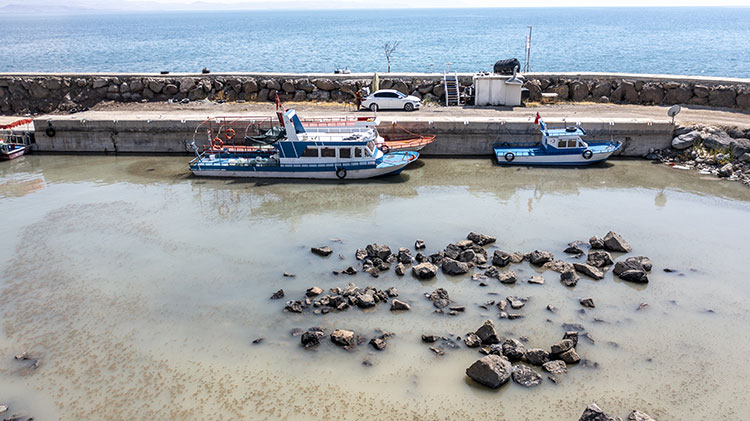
(524, 26, 532, 73)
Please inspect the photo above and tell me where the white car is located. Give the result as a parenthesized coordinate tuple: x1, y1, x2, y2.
(361, 89, 422, 112)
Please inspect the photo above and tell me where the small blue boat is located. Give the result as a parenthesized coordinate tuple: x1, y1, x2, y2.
(494, 114, 621, 166)
(189, 109, 418, 179)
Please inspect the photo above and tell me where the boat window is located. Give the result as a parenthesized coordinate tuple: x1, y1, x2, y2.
(321, 148, 336, 158)
(339, 148, 351, 159)
(354, 148, 363, 158)
(301, 147, 319, 157)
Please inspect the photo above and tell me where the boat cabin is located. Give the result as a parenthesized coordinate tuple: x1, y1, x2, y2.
(540, 123, 588, 150)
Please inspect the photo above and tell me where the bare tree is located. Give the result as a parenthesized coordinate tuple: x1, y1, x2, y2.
(383, 41, 400, 73)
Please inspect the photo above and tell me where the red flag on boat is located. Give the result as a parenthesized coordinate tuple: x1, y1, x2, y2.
(275, 93, 281, 111)
(534, 112, 540, 124)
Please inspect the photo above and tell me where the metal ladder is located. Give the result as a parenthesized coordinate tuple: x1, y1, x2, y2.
(443, 72, 460, 106)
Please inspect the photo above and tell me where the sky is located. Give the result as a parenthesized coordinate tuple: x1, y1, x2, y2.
(2, 0, 750, 11)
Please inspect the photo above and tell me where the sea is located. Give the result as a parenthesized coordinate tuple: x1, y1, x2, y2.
(0, 7, 749, 78)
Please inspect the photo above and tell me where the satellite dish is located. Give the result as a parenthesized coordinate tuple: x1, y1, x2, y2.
(667, 105, 681, 118)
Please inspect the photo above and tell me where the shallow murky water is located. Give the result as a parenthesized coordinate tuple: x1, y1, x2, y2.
(1, 155, 749, 420)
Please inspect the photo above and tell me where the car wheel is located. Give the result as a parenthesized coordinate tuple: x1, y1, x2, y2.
(404, 103, 414, 111)
(369, 103, 379, 112)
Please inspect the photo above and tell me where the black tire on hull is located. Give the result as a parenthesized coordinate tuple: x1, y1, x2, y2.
(336, 167, 347, 179)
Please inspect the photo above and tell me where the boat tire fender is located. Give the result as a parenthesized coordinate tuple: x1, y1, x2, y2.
(336, 167, 347, 179)
(45, 125, 56, 137)
(0, 144, 9, 153)
(504, 152, 515, 162)
(212, 137, 224, 149)
(225, 128, 236, 139)
(380, 144, 390, 154)
(582, 149, 593, 160)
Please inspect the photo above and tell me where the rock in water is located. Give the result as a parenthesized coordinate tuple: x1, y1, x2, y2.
(370, 337, 387, 351)
(589, 236, 605, 249)
(395, 262, 406, 276)
(529, 250, 555, 266)
(543, 360, 568, 375)
(528, 275, 545, 284)
(524, 348, 550, 366)
(475, 319, 501, 345)
(467, 232, 496, 246)
(506, 296, 527, 309)
(497, 270, 518, 284)
(573, 263, 605, 280)
(511, 364, 543, 387)
(366, 243, 392, 260)
(301, 331, 321, 348)
(415, 239, 426, 249)
(465, 355, 513, 389)
(501, 338, 526, 360)
(306, 286, 323, 297)
(441, 257, 471, 275)
(565, 242, 585, 255)
(412, 262, 438, 279)
(602, 231, 632, 253)
(628, 410, 656, 421)
(580, 297, 596, 308)
(619, 269, 649, 283)
(579, 403, 618, 421)
(587, 250, 614, 268)
(428, 288, 451, 308)
(563, 331, 580, 347)
(464, 333, 482, 348)
(561, 270, 579, 286)
(270, 289, 284, 299)
(718, 163, 733, 178)
(390, 299, 411, 311)
(421, 334, 440, 343)
(492, 250, 512, 267)
(311, 246, 333, 256)
(330, 329, 356, 348)
(550, 339, 575, 355)
(355, 248, 367, 260)
(559, 348, 581, 364)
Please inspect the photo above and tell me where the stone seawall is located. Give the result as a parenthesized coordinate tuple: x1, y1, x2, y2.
(1, 72, 749, 115)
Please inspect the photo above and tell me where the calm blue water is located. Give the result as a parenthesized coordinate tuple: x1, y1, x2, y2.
(1, 8, 749, 77)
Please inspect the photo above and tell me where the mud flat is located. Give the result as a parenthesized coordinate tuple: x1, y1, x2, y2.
(1, 156, 749, 419)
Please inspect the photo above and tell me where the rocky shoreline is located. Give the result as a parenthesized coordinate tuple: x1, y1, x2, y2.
(1, 72, 748, 114)
(655, 124, 750, 186)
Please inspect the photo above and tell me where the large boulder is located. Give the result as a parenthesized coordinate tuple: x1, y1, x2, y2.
(639, 83, 664, 104)
(330, 329, 355, 348)
(591, 81, 612, 98)
(708, 87, 736, 108)
(475, 319, 501, 345)
(366, 244, 392, 260)
(525, 348, 550, 366)
(412, 262, 438, 279)
(529, 250, 554, 266)
(467, 232, 496, 246)
(573, 262, 605, 280)
(511, 364, 543, 387)
(502, 338, 526, 360)
(665, 85, 693, 104)
(570, 80, 590, 101)
(465, 355, 513, 388)
(579, 403, 618, 421)
(587, 250, 614, 268)
(612, 81, 639, 103)
(602, 231, 632, 253)
(672, 130, 701, 150)
(442, 257, 471, 275)
(312, 78, 338, 91)
(492, 250, 512, 267)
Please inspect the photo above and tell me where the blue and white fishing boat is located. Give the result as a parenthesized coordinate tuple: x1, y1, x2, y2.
(494, 113, 621, 166)
(189, 109, 418, 179)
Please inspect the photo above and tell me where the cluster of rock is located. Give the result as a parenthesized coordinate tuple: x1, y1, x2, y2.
(424, 288, 465, 315)
(3, 73, 746, 114)
(659, 124, 750, 186)
(0, 402, 33, 421)
(294, 326, 393, 352)
(579, 403, 656, 421)
(523, 76, 750, 110)
(464, 319, 585, 388)
(561, 231, 652, 285)
(282, 283, 401, 314)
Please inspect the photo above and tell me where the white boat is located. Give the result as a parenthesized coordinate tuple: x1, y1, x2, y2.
(189, 109, 418, 179)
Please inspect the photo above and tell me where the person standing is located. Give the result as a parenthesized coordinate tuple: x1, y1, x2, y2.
(354, 89, 363, 111)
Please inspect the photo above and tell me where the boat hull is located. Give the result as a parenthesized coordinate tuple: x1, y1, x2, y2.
(494, 142, 620, 166)
(190, 164, 408, 179)
(0, 145, 27, 160)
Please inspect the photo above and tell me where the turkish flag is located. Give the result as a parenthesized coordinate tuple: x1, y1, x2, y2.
(534, 112, 540, 124)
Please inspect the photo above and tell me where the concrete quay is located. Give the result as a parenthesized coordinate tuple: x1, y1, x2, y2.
(28, 107, 676, 157)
